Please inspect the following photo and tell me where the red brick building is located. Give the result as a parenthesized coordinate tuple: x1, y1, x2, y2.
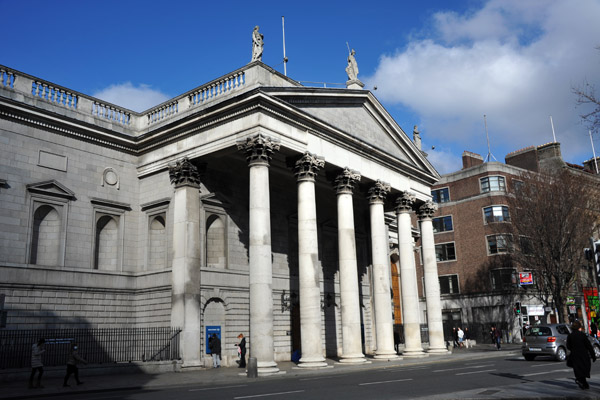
(424, 143, 600, 343)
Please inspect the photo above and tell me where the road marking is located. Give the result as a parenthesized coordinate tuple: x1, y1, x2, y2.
(234, 390, 305, 399)
(522, 369, 571, 377)
(300, 374, 351, 381)
(190, 384, 248, 391)
(531, 363, 562, 368)
(434, 364, 493, 373)
(455, 369, 497, 375)
(359, 378, 413, 386)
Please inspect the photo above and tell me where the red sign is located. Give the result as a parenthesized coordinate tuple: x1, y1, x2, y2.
(519, 272, 533, 285)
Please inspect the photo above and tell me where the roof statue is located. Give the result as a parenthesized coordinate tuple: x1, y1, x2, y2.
(251, 26, 264, 62)
(413, 125, 422, 151)
(345, 49, 358, 81)
(345, 48, 364, 89)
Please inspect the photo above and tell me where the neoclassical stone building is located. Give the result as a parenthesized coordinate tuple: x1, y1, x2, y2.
(0, 59, 445, 373)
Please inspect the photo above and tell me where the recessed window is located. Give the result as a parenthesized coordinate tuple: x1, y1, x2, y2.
(432, 215, 453, 233)
(491, 269, 517, 290)
(432, 187, 450, 203)
(435, 242, 456, 262)
(439, 275, 459, 295)
(480, 176, 506, 193)
(483, 206, 510, 223)
(487, 234, 511, 254)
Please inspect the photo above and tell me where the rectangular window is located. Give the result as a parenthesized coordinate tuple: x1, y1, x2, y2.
(491, 269, 517, 290)
(487, 234, 511, 254)
(483, 205, 510, 223)
(439, 275, 459, 295)
(432, 187, 450, 203)
(480, 176, 506, 193)
(435, 242, 456, 262)
(432, 215, 453, 233)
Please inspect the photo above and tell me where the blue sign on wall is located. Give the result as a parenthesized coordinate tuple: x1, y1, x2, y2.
(206, 325, 221, 354)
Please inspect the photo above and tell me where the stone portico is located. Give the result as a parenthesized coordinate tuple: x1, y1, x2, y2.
(0, 59, 445, 373)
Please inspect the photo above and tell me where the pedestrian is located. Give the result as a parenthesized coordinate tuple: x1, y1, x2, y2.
(63, 343, 87, 387)
(494, 326, 502, 350)
(567, 320, 596, 389)
(457, 327, 465, 348)
(236, 333, 246, 368)
(490, 326, 495, 346)
(29, 338, 45, 389)
(209, 333, 221, 368)
(464, 327, 471, 349)
(452, 327, 458, 348)
(591, 319, 598, 339)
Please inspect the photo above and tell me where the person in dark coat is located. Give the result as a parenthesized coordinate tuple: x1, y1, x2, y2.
(452, 327, 458, 348)
(236, 333, 246, 368)
(63, 343, 87, 387)
(567, 320, 596, 389)
(209, 334, 221, 368)
(591, 319, 598, 339)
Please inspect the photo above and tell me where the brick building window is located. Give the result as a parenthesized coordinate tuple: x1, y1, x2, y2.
(432, 187, 450, 203)
(487, 234, 511, 254)
(491, 269, 517, 290)
(480, 176, 506, 193)
(432, 215, 453, 233)
(439, 275, 459, 295)
(435, 242, 456, 262)
(483, 205, 510, 223)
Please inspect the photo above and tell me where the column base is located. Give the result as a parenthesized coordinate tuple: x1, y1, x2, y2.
(339, 354, 368, 363)
(427, 346, 450, 354)
(401, 349, 429, 358)
(373, 352, 401, 360)
(298, 355, 329, 368)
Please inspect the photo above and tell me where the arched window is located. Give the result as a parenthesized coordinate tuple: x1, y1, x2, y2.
(95, 215, 119, 270)
(148, 215, 167, 270)
(30, 205, 61, 266)
(206, 214, 226, 268)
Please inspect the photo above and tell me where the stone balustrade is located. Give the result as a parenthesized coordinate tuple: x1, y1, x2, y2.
(188, 71, 245, 107)
(0, 64, 251, 133)
(32, 80, 78, 109)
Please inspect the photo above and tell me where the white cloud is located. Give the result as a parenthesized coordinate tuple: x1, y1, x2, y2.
(366, 0, 600, 173)
(92, 82, 171, 112)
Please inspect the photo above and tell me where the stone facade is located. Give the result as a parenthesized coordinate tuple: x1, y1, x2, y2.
(0, 62, 442, 370)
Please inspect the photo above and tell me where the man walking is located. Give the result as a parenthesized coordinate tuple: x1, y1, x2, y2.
(209, 334, 221, 368)
(63, 343, 87, 387)
(29, 338, 45, 389)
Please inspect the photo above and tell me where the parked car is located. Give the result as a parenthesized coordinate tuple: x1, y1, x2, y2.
(522, 323, 600, 361)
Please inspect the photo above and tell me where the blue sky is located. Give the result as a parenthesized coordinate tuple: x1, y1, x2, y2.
(2, 0, 600, 174)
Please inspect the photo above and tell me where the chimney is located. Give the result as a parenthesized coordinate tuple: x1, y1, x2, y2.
(583, 157, 600, 174)
(462, 151, 483, 170)
(505, 146, 538, 172)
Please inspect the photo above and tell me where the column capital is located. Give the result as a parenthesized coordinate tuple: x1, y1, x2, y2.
(168, 157, 200, 189)
(237, 133, 280, 166)
(395, 191, 416, 213)
(417, 200, 438, 220)
(294, 152, 325, 182)
(333, 168, 361, 195)
(367, 180, 391, 204)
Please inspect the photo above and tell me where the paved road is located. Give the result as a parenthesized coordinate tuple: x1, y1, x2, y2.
(23, 352, 600, 400)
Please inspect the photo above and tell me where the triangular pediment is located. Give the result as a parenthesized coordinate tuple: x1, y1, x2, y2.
(26, 180, 76, 200)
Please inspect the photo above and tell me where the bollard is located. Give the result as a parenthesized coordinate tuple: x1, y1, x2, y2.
(247, 357, 258, 378)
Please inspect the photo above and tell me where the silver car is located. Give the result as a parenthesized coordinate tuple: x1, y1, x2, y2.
(522, 323, 600, 361)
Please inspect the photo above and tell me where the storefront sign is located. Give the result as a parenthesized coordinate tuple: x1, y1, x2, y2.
(519, 272, 533, 285)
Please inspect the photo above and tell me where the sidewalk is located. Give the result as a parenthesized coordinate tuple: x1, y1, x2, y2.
(1, 344, 595, 400)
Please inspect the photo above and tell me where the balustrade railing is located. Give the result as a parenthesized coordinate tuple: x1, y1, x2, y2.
(92, 101, 131, 125)
(0, 68, 15, 88)
(32, 81, 78, 109)
(1, 64, 251, 131)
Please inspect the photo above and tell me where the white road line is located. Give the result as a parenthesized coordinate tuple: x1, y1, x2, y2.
(190, 384, 248, 391)
(434, 364, 493, 373)
(522, 369, 571, 377)
(455, 369, 497, 375)
(359, 378, 413, 386)
(299, 374, 351, 381)
(531, 363, 562, 368)
(234, 390, 305, 399)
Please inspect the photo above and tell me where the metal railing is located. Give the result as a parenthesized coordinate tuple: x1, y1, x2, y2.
(0, 327, 181, 369)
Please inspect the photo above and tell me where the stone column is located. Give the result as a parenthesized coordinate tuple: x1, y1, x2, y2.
(293, 152, 328, 368)
(237, 134, 280, 375)
(169, 158, 202, 366)
(395, 192, 427, 357)
(368, 181, 398, 360)
(418, 201, 448, 354)
(334, 168, 366, 363)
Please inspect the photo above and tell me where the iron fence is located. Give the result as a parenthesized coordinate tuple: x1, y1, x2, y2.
(0, 327, 181, 369)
